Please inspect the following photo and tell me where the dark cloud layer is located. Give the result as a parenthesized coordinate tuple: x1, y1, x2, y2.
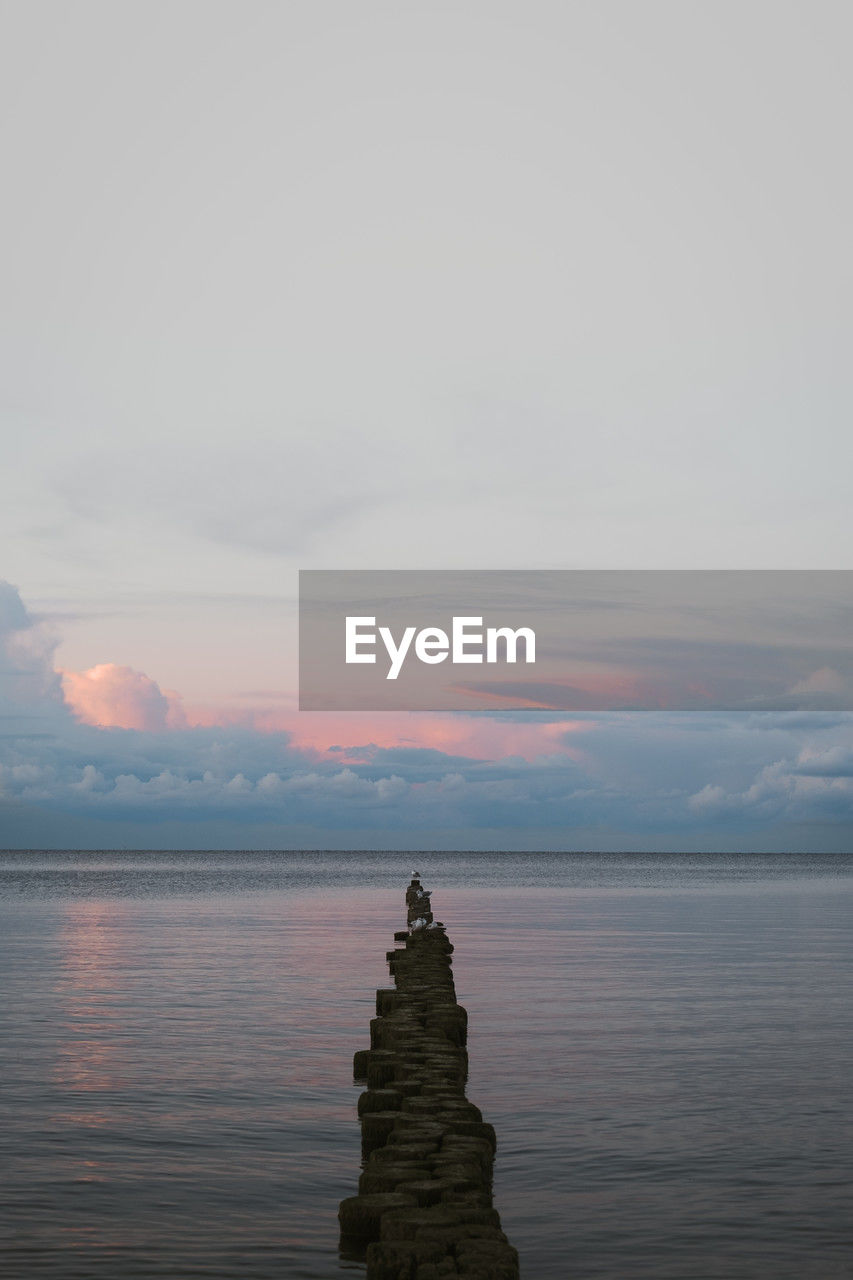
(1, 583, 852, 850)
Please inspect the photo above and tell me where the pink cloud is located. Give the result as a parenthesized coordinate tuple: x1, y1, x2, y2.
(236, 708, 591, 763)
(61, 664, 187, 732)
(60, 662, 591, 761)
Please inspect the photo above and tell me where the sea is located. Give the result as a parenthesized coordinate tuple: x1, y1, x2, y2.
(0, 850, 851, 1279)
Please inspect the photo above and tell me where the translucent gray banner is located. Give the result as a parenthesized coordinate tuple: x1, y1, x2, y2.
(298, 570, 853, 712)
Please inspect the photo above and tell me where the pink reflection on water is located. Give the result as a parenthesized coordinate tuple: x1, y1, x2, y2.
(54, 901, 130, 1098)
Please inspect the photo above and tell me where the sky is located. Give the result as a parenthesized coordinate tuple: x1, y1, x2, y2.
(1, 1, 851, 849)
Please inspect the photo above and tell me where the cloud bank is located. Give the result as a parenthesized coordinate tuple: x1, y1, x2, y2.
(1, 582, 851, 850)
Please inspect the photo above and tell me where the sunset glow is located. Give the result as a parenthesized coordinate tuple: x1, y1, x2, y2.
(61, 662, 590, 762)
(61, 664, 187, 732)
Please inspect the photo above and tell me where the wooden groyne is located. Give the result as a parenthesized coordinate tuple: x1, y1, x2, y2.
(338, 876, 520, 1279)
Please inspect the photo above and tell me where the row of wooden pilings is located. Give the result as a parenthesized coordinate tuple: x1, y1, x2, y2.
(338, 876, 520, 1279)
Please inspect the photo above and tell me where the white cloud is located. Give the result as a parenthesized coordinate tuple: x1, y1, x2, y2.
(789, 667, 848, 697)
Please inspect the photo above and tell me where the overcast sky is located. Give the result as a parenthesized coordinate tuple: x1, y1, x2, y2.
(1, 2, 851, 847)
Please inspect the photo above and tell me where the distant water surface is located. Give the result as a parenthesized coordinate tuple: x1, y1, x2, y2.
(0, 851, 851, 1278)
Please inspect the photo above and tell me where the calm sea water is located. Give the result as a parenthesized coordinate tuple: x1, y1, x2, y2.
(0, 851, 851, 1279)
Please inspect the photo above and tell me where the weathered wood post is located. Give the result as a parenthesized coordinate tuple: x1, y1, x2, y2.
(339, 876, 520, 1279)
